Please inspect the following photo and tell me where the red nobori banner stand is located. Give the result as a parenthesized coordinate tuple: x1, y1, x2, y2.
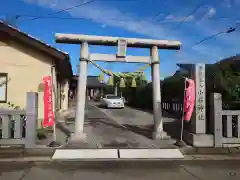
(184, 78, 196, 121)
(42, 75, 54, 128)
(177, 78, 196, 146)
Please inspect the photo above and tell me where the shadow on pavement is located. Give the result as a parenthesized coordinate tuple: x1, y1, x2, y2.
(86, 118, 125, 130)
(126, 104, 182, 119)
(120, 105, 185, 140)
(97, 104, 183, 140)
(121, 121, 185, 141)
(163, 119, 191, 140)
(163, 120, 181, 139)
(121, 124, 153, 139)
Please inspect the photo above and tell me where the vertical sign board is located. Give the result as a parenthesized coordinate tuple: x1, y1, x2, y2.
(194, 64, 206, 134)
(42, 76, 54, 128)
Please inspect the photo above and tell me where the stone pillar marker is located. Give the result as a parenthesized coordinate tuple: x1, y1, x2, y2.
(191, 63, 206, 134)
(183, 63, 211, 147)
(25, 92, 38, 148)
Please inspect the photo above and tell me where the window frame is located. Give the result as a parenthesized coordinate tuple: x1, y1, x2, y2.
(0, 73, 8, 103)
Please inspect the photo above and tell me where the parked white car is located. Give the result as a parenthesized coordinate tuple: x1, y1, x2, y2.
(100, 94, 124, 109)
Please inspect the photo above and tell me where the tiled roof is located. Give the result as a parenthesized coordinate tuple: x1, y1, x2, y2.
(72, 75, 106, 88)
(87, 76, 106, 88)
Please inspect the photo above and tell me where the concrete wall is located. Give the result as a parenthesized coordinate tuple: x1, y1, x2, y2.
(0, 38, 58, 128)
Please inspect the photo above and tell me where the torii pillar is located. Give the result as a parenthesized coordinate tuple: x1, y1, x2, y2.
(55, 34, 181, 141)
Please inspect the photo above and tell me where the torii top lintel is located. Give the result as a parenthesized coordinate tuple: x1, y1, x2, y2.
(55, 33, 181, 50)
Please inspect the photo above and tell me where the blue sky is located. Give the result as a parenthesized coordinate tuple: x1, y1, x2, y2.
(1, 0, 240, 80)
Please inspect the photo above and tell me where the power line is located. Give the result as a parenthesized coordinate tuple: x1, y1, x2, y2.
(13, 0, 142, 23)
(17, 15, 87, 21)
(191, 32, 224, 48)
(152, 11, 164, 22)
(153, 3, 203, 27)
(18, 0, 97, 21)
(177, 4, 202, 26)
(14, 15, 127, 23)
(173, 0, 225, 27)
(191, 26, 238, 48)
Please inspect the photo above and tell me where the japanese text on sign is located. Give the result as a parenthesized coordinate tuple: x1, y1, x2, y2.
(196, 64, 206, 121)
(42, 76, 54, 127)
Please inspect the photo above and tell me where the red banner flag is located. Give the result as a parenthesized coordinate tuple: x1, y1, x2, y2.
(42, 76, 54, 128)
(184, 78, 195, 121)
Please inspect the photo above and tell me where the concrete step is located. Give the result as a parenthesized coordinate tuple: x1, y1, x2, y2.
(52, 149, 118, 159)
(119, 149, 184, 159)
(52, 148, 184, 160)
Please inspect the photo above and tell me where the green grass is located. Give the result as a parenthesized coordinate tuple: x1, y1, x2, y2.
(36, 127, 53, 140)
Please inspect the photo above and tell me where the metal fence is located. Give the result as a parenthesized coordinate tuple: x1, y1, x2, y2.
(162, 100, 183, 118)
(210, 93, 240, 147)
(0, 92, 38, 148)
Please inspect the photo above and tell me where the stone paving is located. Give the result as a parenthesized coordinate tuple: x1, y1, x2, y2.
(97, 103, 177, 126)
(55, 102, 177, 149)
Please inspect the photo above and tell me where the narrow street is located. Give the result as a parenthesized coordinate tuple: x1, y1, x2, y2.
(0, 161, 240, 180)
(57, 101, 177, 149)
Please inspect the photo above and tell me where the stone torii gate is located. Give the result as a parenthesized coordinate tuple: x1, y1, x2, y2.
(55, 34, 181, 140)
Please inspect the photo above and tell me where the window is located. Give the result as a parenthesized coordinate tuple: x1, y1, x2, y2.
(105, 95, 120, 99)
(0, 73, 8, 103)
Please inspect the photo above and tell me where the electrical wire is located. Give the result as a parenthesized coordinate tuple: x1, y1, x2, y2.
(19, 0, 97, 21)
(191, 25, 239, 48)
(15, 15, 127, 22)
(191, 31, 224, 48)
(16, 0, 144, 22)
(18, 15, 86, 20)
(153, 3, 203, 24)
(177, 3, 202, 26)
(174, 23, 240, 60)
(152, 10, 164, 21)
(173, 0, 225, 27)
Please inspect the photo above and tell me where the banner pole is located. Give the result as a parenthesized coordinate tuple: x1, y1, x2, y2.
(180, 78, 187, 142)
(52, 123, 57, 142)
(175, 77, 187, 147)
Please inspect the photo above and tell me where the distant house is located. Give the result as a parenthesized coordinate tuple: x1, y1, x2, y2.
(0, 21, 72, 127)
(70, 75, 106, 99)
(174, 64, 195, 76)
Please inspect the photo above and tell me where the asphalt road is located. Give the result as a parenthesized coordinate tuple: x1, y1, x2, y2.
(0, 161, 240, 180)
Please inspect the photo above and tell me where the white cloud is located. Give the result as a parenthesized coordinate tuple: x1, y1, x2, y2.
(221, 0, 240, 8)
(23, 0, 240, 66)
(200, 7, 216, 21)
(23, 0, 181, 40)
(208, 7, 216, 17)
(165, 15, 175, 20)
(101, 24, 107, 28)
(164, 14, 194, 22)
